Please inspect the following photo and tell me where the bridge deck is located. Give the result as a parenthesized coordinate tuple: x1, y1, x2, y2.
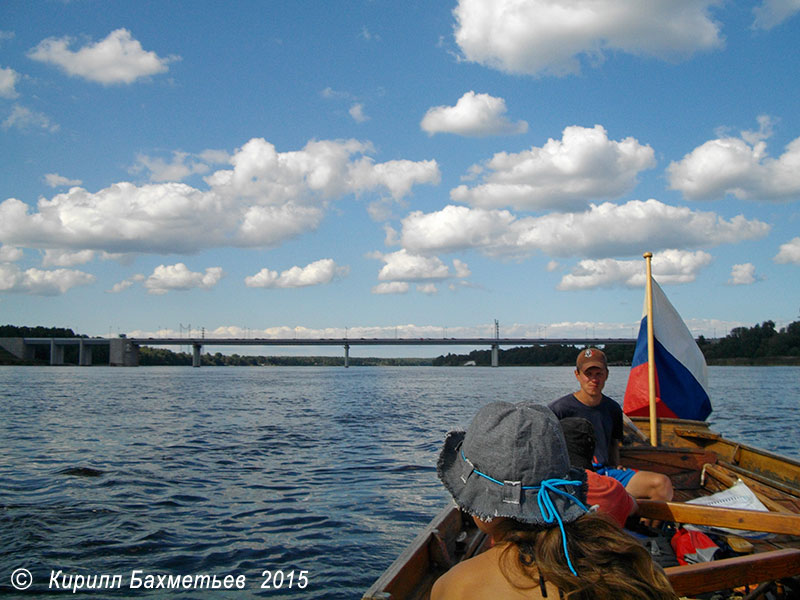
(4, 337, 638, 367)
(125, 337, 636, 347)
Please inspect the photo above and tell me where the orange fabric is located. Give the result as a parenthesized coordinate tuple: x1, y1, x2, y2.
(585, 470, 635, 527)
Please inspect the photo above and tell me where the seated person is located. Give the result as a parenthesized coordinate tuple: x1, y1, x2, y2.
(548, 348, 673, 503)
(431, 401, 677, 600)
(559, 416, 637, 527)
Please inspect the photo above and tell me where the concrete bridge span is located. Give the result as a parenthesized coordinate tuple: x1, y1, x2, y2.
(0, 336, 636, 368)
(0, 337, 139, 366)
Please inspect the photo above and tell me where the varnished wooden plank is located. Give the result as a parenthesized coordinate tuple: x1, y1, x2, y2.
(719, 460, 800, 499)
(675, 427, 722, 441)
(665, 549, 800, 596)
(702, 464, 796, 514)
(637, 500, 800, 535)
(630, 417, 800, 491)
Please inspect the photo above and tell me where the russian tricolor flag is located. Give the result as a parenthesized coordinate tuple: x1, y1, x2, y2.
(623, 279, 712, 421)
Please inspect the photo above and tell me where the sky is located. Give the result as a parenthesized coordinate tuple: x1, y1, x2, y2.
(1, 0, 799, 357)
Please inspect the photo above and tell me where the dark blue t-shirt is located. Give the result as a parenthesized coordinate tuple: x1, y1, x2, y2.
(548, 394, 623, 467)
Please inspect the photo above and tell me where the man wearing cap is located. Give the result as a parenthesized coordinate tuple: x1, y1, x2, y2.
(548, 348, 673, 503)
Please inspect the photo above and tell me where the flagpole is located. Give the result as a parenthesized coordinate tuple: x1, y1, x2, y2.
(644, 251, 657, 446)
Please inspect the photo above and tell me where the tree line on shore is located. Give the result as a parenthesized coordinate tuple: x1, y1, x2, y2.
(0, 326, 430, 366)
(697, 320, 800, 364)
(433, 320, 800, 366)
(136, 347, 430, 367)
(1, 320, 798, 366)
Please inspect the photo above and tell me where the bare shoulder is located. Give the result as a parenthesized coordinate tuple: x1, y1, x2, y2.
(430, 563, 465, 600)
(430, 555, 487, 600)
(430, 547, 546, 600)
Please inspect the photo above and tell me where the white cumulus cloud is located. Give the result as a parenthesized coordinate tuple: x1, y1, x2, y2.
(397, 200, 769, 259)
(452, 258, 471, 278)
(668, 117, 800, 201)
(144, 263, 223, 295)
(0, 66, 19, 98)
(41, 249, 95, 267)
(371, 249, 472, 286)
(774, 237, 800, 264)
(753, 0, 800, 29)
(108, 279, 135, 294)
(372, 281, 410, 295)
(417, 283, 438, 295)
(451, 125, 655, 211)
(2, 104, 59, 132)
(374, 249, 451, 281)
(107, 273, 145, 294)
(0, 245, 23, 262)
(728, 263, 758, 285)
(420, 91, 528, 137)
(131, 151, 212, 183)
(245, 258, 349, 288)
(453, 0, 723, 77)
(207, 138, 439, 202)
(27, 28, 178, 85)
(349, 103, 369, 123)
(45, 173, 83, 188)
(0, 263, 95, 295)
(397, 205, 518, 255)
(0, 137, 440, 255)
(321, 86, 351, 100)
(557, 250, 713, 290)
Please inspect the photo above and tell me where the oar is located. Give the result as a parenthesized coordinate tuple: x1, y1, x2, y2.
(622, 413, 649, 443)
(636, 500, 800, 535)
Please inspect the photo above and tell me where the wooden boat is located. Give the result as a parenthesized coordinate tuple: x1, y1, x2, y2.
(362, 417, 800, 600)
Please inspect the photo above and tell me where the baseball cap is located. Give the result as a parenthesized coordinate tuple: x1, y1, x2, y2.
(576, 347, 607, 371)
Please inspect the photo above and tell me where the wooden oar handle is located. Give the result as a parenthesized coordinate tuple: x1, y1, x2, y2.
(636, 500, 800, 535)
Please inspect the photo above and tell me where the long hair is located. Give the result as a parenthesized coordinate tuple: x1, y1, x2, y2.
(497, 512, 677, 600)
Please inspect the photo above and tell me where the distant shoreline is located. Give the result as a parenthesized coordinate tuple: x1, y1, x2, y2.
(705, 357, 800, 366)
(3, 319, 798, 367)
(2, 353, 798, 368)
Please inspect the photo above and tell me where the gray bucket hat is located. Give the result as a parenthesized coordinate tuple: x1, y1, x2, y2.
(437, 402, 587, 525)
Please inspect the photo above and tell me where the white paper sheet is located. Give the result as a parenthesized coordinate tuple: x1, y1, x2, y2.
(685, 479, 772, 539)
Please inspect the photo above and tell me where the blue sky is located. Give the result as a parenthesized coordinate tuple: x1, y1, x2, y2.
(1, 1, 799, 355)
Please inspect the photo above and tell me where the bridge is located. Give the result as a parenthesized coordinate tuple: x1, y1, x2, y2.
(0, 336, 637, 367)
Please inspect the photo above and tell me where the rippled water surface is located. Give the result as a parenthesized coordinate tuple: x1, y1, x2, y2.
(1, 365, 798, 598)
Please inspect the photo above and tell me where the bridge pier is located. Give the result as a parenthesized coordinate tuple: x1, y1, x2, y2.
(193, 344, 202, 368)
(78, 340, 93, 366)
(491, 344, 499, 367)
(109, 338, 140, 366)
(50, 339, 65, 365)
(344, 343, 350, 368)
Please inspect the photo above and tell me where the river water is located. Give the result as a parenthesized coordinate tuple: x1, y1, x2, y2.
(1, 365, 798, 599)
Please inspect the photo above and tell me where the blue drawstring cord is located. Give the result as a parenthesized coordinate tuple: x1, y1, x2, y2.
(461, 450, 588, 576)
(536, 479, 586, 576)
